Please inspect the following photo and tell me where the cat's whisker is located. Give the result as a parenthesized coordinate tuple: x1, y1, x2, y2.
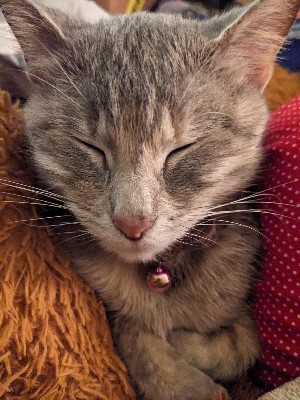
(176, 229, 222, 248)
(206, 195, 269, 212)
(7, 68, 84, 110)
(17, 221, 82, 229)
(58, 232, 92, 245)
(0, 190, 66, 208)
(236, 194, 281, 202)
(207, 218, 274, 245)
(184, 232, 220, 247)
(0, 200, 68, 209)
(0, 178, 67, 202)
(232, 200, 300, 209)
(241, 192, 282, 203)
(241, 180, 298, 197)
(175, 239, 200, 248)
(220, 198, 274, 206)
(38, 40, 85, 100)
(207, 180, 298, 212)
(183, 234, 209, 248)
(12, 214, 74, 223)
(54, 229, 88, 235)
(205, 208, 299, 225)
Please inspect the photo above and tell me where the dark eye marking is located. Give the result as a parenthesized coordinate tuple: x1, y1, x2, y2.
(167, 142, 195, 160)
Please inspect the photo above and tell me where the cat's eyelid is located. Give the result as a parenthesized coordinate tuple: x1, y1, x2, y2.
(167, 142, 196, 159)
(75, 137, 106, 156)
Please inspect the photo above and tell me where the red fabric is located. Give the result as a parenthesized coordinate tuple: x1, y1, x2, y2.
(254, 95, 300, 389)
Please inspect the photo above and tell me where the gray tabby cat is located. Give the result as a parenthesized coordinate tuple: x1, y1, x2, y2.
(1, 0, 299, 399)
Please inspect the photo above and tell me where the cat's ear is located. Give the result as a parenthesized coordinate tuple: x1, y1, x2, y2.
(0, 0, 68, 69)
(213, 0, 299, 91)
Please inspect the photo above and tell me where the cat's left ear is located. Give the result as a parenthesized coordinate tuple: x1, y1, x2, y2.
(0, 0, 68, 72)
(212, 0, 300, 91)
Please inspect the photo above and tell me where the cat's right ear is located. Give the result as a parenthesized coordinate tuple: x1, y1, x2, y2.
(207, 0, 300, 91)
(0, 0, 68, 70)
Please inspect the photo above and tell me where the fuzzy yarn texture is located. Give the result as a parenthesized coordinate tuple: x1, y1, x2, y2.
(0, 90, 135, 399)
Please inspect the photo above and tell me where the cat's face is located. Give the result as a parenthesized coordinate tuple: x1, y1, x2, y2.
(2, 0, 298, 262)
(24, 15, 267, 262)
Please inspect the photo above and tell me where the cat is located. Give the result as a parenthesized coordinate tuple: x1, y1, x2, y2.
(1, 0, 299, 399)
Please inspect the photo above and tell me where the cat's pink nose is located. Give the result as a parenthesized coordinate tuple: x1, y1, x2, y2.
(113, 215, 154, 240)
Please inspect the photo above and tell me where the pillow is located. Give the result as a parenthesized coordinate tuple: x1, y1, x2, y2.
(255, 94, 300, 390)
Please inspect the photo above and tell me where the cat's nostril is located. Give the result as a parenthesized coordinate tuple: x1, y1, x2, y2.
(113, 216, 154, 241)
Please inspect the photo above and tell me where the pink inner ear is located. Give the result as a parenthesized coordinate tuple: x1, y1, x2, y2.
(251, 63, 274, 91)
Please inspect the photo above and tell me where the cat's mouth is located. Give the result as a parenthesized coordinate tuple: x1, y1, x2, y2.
(107, 219, 218, 263)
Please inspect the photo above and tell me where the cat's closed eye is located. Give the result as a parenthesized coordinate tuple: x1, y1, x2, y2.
(77, 138, 105, 155)
(166, 142, 195, 161)
(76, 138, 107, 163)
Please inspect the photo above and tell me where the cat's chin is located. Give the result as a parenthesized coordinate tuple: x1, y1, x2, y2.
(113, 247, 159, 263)
(107, 239, 167, 263)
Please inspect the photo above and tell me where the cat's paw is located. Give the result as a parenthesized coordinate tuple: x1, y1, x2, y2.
(139, 361, 223, 400)
(169, 324, 258, 382)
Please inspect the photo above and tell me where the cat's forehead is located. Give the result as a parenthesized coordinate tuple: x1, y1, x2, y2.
(77, 15, 221, 142)
(81, 14, 209, 108)
(43, 12, 264, 152)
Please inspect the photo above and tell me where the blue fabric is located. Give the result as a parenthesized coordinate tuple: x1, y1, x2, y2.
(278, 40, 300, 72)
(282, 17, 300, 71)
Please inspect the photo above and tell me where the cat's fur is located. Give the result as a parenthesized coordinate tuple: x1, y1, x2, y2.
(1, 0, 299, 399)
